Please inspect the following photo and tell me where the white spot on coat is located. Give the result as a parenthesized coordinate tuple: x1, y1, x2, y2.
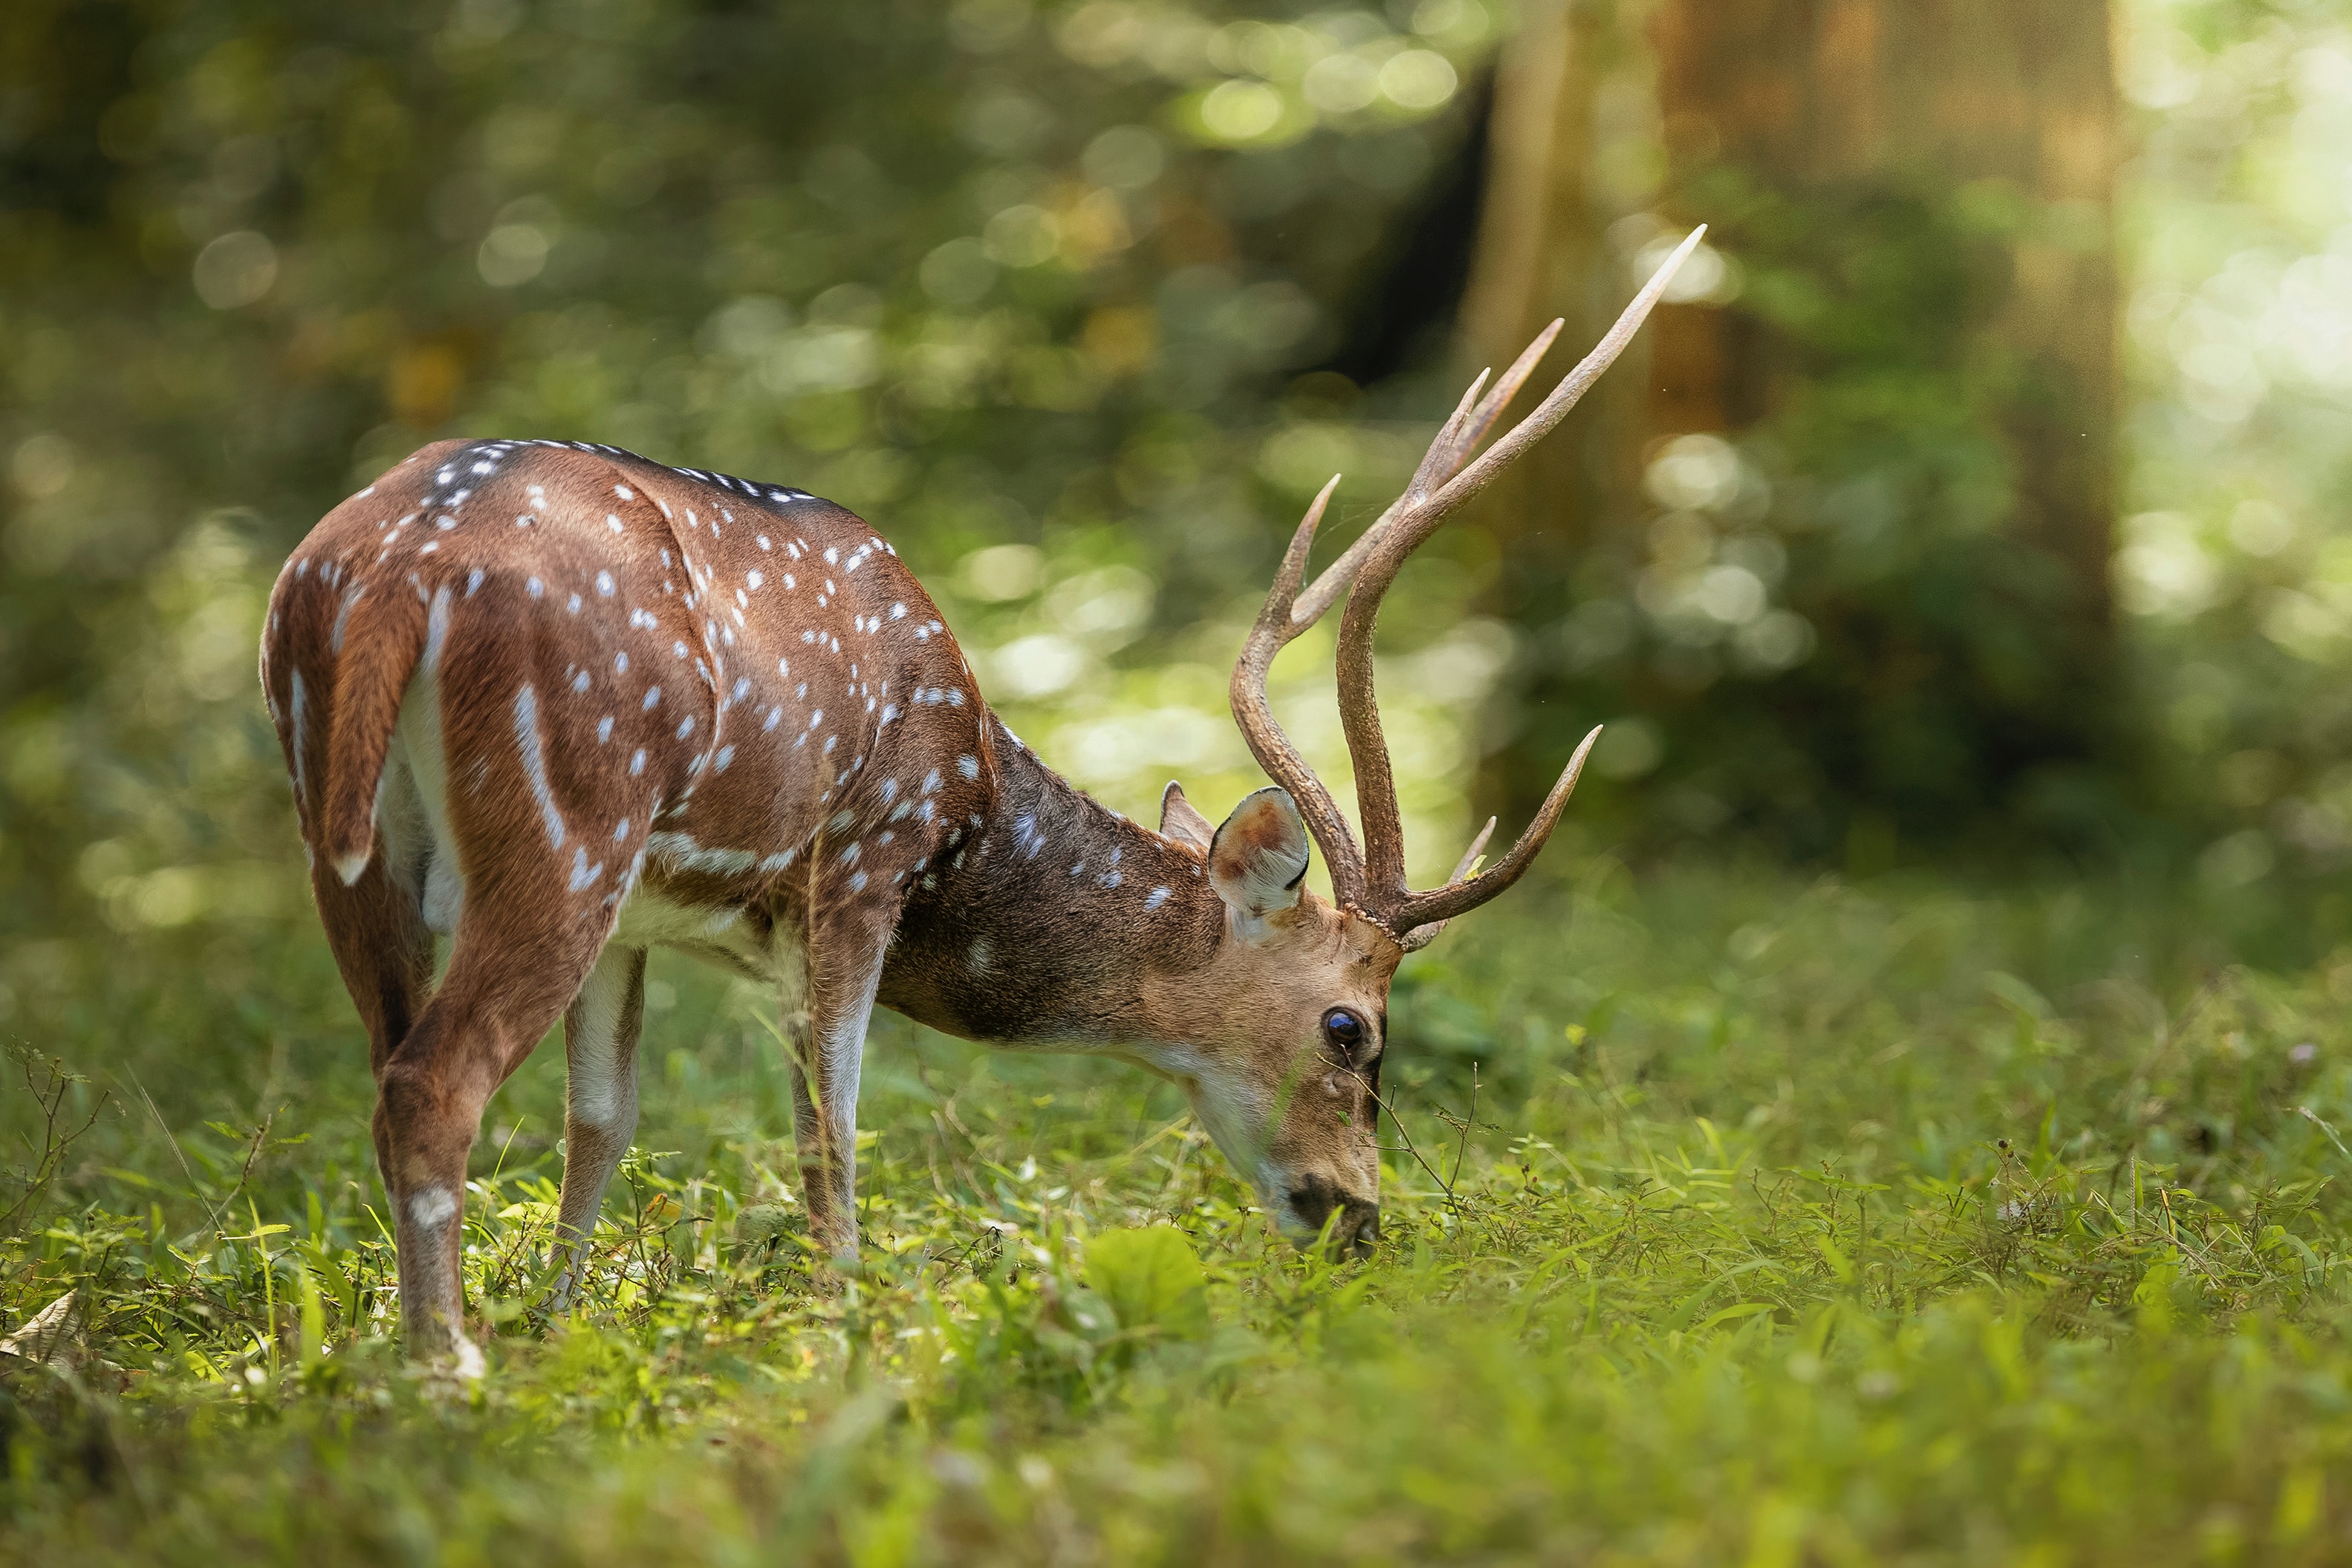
(513, 685, 566, 848)
(331, 585, 366, 653)
(288, 667, 312, 814)
(649, 833, 757, 875)
(422, 585, 454, 673)
(408, 1188, 458, 1230)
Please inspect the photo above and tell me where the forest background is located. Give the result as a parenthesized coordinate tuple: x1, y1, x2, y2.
(9, 0, 2352, 987)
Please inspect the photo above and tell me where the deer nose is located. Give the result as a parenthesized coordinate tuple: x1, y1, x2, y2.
(1333, 1199, 1379, 1259)
(1287, 1180, 1380, 1259)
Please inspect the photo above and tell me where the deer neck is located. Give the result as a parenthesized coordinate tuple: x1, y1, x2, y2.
(876, 718, 1226, 1050)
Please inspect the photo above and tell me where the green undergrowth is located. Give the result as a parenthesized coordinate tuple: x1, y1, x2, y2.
(10, 858, 2352, 1563)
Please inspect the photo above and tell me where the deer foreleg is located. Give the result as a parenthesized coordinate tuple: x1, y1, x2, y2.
(547, 943, 647, 1312)
(789, 897, 891, 1260)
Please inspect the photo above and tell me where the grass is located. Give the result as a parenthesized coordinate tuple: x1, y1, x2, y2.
(8, 853, 2352, 1563)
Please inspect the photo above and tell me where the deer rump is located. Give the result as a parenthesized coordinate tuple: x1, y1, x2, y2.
(262, 437, 993, 982)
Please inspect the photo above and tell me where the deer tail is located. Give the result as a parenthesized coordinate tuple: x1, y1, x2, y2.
(317, 585, 435, 886)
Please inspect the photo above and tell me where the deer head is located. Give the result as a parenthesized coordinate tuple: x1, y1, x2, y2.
(1149, 228, 1706, 1255)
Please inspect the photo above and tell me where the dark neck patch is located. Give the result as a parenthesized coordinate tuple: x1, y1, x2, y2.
(877, 720, 1224, 1044)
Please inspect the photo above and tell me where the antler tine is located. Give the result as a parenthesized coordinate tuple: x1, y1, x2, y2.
(1406, 368, 1491, 505)
(1289, 501, 1394, 630)
(1394, 815, 1498, 952)
(1288, 319, 1566, 632)
(1447, 814, 1499, 882)
(1394, 726, 1602, 934)
(1264, 472, 1337, 625)
(1287, 377, 1480, 634)
(1336, 227, 1703, 910)
(1428, 226, 1706, 528)
(1458, 318, 1563, 460)
(1229, 475, 1369, 906)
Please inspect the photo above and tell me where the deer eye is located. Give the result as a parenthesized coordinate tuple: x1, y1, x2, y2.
(1322, 1008, 1365, 1055)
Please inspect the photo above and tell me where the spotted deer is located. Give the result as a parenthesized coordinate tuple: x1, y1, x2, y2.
(259, 232, 1703, 1363)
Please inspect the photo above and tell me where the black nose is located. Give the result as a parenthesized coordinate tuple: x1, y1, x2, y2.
(1287, 1179, 1380, 1259)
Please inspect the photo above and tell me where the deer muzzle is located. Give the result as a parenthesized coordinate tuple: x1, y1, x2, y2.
(1285, 1174, 1380, 1259)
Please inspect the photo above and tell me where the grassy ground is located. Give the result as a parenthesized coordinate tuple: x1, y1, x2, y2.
(7, 854, 2352, 1564)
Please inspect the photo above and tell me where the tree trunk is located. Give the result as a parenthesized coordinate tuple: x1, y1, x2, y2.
(1454, 0, 1653, 756)
(1461, 0, 2121, 853)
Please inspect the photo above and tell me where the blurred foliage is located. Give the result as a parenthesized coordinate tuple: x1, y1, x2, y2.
(1467, 1, 2352, 882)
(1465, 0, 2126, 864)
(6, 0, 2352, 991)
(0, 0, 1515, 975)
(2111, 0, 2352, 899)
(1510, 182, 2122, 860)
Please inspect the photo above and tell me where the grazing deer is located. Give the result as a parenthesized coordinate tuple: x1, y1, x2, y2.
(259, 232, 1703, 1364)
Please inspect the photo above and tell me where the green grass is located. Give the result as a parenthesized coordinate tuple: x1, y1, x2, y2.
(9, 856, 2352, 1564)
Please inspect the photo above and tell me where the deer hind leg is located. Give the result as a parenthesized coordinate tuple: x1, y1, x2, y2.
(789, 889, 897, 1260)
(547, 943, 647, 1312)
(374, 670, 663, 1363)
(374, 882, 620, 1365)
(308, 844, 435, 1185)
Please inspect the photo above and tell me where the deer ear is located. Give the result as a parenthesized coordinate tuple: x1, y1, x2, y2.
(1159, 781, 1215, 853)
(1208, 787, 1311, 928)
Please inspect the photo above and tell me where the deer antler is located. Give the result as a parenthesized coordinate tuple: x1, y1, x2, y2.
(1229, 226, 1706, 940)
